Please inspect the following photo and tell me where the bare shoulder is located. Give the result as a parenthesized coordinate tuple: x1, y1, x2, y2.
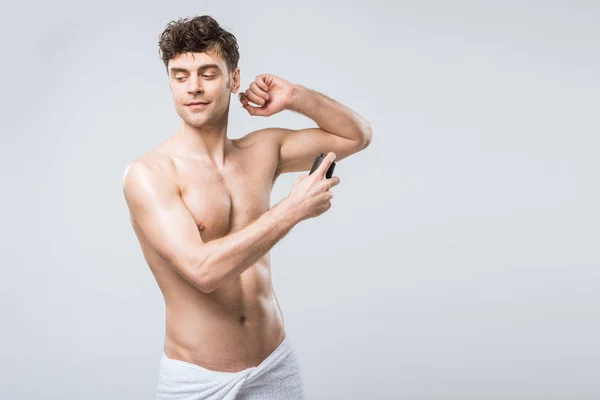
(122, 152, 178, 196)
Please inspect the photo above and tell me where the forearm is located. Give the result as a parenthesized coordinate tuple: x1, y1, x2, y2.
(194, 198, 300, 293)
(288, 85, 373, 145)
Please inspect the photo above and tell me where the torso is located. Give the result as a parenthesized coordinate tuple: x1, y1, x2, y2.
(129, 130, 286, 373)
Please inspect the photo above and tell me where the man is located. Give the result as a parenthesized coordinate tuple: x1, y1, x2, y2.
(122, 15, 372, 399)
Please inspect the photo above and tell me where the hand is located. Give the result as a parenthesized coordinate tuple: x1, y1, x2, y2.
(238, 74, 295, 117)
(285, 152, 340, 222)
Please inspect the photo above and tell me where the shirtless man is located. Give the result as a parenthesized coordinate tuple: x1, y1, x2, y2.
(122, 15, 372, 399)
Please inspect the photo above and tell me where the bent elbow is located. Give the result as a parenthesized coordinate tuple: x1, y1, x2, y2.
(360, 124, 373, 149)
(199, 282, 216, 294)
(193, 261, 217, 294)
(197, 274, 217, 293)
(181, 250, 216, 294)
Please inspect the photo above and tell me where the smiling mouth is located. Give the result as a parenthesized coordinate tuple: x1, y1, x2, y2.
(187, 102, 210, 109)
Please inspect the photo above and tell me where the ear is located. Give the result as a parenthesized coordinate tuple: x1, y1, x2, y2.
(230, 67, 241, 93)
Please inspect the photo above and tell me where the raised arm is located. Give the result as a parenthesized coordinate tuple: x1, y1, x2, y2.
(239, 75, 373, 175)
(122, 156, 334, 293)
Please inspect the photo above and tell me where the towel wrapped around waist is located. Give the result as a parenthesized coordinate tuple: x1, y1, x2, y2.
(157, 334, 305, 399)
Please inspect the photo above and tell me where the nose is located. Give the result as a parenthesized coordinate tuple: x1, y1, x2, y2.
(187, 75, 204, 94)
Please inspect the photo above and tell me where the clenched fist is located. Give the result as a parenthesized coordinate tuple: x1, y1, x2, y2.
(238, 74, 295, 117)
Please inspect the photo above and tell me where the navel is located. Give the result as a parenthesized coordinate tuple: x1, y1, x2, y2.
(239, 315, 246, 324)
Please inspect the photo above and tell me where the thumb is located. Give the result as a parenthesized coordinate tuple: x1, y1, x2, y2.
(243, 104, 269, 117)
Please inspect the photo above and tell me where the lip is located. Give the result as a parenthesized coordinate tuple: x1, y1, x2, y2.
(187, 102, 209, 110)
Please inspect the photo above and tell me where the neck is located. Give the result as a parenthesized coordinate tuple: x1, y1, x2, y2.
(174, 117, 232, 169)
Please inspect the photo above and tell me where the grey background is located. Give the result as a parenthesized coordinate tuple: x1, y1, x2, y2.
(2, 1, 599, 399)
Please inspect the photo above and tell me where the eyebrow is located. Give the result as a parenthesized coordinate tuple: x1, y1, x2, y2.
(169, 64, 222, 75)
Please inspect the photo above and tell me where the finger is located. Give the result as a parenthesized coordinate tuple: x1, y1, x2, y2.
(250, 82, 269, 101)
(240, 91, 264, 107)
(245, 89, 266, 106)
(326, 176, 340, 189)
(238, 92, 249, 106)
(243, 103, 269, 117)
(256, 75, 270, 92)
(321, 191, 333, 201)
(316, 152, 336, 178)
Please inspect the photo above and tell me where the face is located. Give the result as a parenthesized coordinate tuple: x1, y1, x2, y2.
(167, 50, 240, 129)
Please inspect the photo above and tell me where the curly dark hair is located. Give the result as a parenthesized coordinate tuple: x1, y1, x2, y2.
(158, 15, 240, 75)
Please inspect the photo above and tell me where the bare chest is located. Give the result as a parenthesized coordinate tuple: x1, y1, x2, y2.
(177, 156, 276, 242)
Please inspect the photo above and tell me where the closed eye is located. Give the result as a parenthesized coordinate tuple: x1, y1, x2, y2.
(174, 75, 216, 82)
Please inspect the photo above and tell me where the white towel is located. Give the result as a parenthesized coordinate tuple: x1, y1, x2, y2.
(157, 334, 305, 399)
